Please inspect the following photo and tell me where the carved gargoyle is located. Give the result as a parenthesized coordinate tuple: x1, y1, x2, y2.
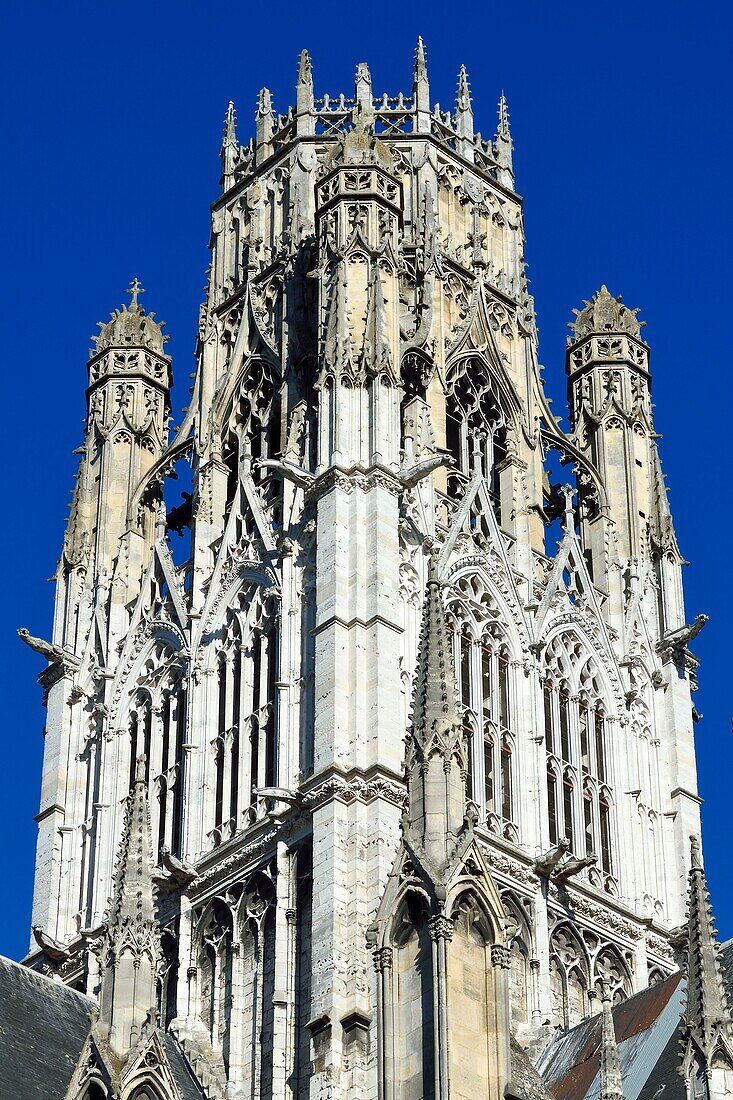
(256, 458, 314, 490)
(400, 452, 452, 489)
(554, 853, 597, 883)
(158, 846, 197, 888)
(533, 837, 570, 877)
(660, 613, 709, 653)
(32, 925, 69, 962)
(18, 628, 80, 669)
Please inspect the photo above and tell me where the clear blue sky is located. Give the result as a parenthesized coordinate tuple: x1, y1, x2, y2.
(1, 0, 731, 960)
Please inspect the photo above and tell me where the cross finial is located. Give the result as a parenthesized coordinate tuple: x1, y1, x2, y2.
(127, 277, 145, 309)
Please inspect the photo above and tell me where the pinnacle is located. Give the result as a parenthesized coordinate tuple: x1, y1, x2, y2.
(684, 834, 732, 1059)
(599, 984, 625, 1100)
(298, 48, 312, 86)
(412, 553, 460, 739)
(497, 92, 511, 140)
(456, 64, 472, 111)
(222, 99, 237, 148)
(414, 36, 428, 79)
(257, 87, 273, 116)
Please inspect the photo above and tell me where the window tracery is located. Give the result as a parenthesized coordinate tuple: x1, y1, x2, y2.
(444, 354, 509, 520)
(549, 924, 590, 1029)
(447, 575, 517, 841)
(543, 636, 615, 892)
(210, 593, 279, 847)
(197, 900, 234, 1073)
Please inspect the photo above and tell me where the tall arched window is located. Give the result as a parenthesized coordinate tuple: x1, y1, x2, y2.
(543, 639, 615, 889)
(210, 597, 280, 847)
(449, 587, 516, 840)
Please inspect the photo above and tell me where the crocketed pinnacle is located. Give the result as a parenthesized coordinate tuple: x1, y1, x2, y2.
(684, 834, 733, 1063)
(93, 280, 169, 355)
(222, 100, 237, 149)
(411, 554, 461, 753)
(405, 555, 468, 867)
(361, 261, 393, 377)
(297, 48, 312, 88)
(456, 64, 472, 113)
(257, 87, 274, 118)
(599, 986, 625, 1100)
(105, 756, 158, 953)
(414, 36, 428, 84)
(497, 92, 511, 141)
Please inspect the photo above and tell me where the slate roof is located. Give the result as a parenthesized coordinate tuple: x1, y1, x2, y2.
(539, 942, 733, 1100)
(0, 955, 94, 1100)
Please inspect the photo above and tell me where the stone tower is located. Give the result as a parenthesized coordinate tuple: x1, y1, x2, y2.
(21, 42, 710, 1100)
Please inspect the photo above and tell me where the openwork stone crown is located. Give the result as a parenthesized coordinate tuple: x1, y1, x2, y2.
(94, 278, 169, 356)
(570, 285, 646, 343)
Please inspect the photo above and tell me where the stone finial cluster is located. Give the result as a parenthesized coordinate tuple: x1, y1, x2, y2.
(569, 285, 646, 342)
(93, 279, 169, 355)
(218, 41, 514, 190)
(683, 834, 733, 1065)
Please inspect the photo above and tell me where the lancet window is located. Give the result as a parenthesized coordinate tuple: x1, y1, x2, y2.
(197, 900, 234, 1074)
(543, 638, 615, 888)
(549, 924, 590, 1029)
(120, 641, 189, 870)
(448, 576, 517, 841)
(221, 358, 283, 533)
(444, 355, 509, 520)
(210, 594, 279, 847)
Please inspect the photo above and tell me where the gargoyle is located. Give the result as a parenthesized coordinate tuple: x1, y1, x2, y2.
(533, 837, 570, 876)
(554, 853, 597, 883)
(256, 458, 314, 491)
(661, 614, 709, 652)
(400, 452, 452, 489)
(159, 846, 197, 887)
(18, 628, 80, 668)
(32, 925, 69, 962)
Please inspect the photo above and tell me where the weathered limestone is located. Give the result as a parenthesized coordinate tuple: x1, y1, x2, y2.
(19, 41, 711, 1100)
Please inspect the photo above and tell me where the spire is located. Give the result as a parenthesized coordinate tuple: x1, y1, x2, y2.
(684, 835, 733, 1066)
(361, 260, 393, 378)
(495, 93, 514, 188)
(412, 37, 430, 132)
(296, 49, 315, 135)
(99, 756, 160, 1058)
(455, 65, 474, 160)
(220, 100, 238, 187)
(255, 87, 274, 165)
(404, 555, 469, 869)
(599, 986, 625, 1100)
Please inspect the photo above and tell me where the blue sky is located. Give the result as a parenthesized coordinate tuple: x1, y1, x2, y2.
(1, 0, 731, 960)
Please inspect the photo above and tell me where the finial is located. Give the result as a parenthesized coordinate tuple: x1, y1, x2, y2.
(127, 277, 144, 309)
(257, 87, 273, 117)
(455, 66, 474, 159)
(415, 36, 428, 81)
(497, 92, 511, 140)
(296, 49, 315, 134)
(494, 93, 514, 186)
(298, 48, 312, 86)
(412, 37, 431, 131)
(456, 64, 472, 112)
(256, 88, 275, 165)
(222, 100, 237, 146)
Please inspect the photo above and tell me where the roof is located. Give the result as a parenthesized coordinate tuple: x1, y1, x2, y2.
(164, 1034, 208, 1100)
(0, 955, 94, 1100)
(538, 973, 685, 1100)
